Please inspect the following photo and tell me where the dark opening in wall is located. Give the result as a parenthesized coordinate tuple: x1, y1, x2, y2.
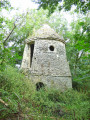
(49, 45, 54, 51)
(36, 82, 44, 91)
(30, 43, 34, 67)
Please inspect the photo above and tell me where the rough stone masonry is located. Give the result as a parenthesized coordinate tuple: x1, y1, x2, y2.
(21, 24, 72, 91)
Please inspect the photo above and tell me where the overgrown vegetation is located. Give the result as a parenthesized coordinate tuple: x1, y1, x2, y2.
(34, 0, 90, 15)
(0, 0, 90, 119)
(0, 66, 35, 119)
(0, 66, 89, 119)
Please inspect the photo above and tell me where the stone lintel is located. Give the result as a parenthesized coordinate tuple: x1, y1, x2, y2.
(26, 37, 65, 44)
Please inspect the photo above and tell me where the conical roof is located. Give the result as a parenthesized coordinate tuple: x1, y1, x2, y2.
(26, 24, 65, 43)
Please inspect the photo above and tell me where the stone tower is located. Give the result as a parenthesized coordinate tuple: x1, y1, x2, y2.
(21, 24, 72, 91)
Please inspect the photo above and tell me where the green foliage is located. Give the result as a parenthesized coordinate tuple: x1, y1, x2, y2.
(65, 16, 90, 93)
(0, 66, 89, 119)
(0, 0, 14, 68)
(0, 0, 11, 10)
(0, 65, 35, 119)
(29, 88, 90, 119)
(0, 9, 49, 68)
(0, 1, 90, 119)
(0, 0, 12, 41)
(34, 0, 90, 15)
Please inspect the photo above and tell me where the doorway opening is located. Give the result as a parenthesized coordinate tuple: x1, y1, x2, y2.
(30, 43, 34, 67)
(36, 82, 45, 91)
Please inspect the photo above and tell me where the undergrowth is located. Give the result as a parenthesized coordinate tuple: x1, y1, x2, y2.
(0, 66, 89, 120)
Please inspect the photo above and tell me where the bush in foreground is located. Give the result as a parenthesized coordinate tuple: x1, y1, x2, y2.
(0, 65, 35, 119)
(0, 66, 89, 119)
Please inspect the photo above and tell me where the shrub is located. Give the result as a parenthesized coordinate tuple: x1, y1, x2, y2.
(0, 65, 35, 119)
(0, 66, 89, 119)
(31, 89, 89, 120)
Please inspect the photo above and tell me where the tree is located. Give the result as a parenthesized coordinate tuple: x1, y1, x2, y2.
(0, 0, 13, 68)
(65, 16, 90, 90)
(33, 0, 90, 15)
(0, 8, 49, 68)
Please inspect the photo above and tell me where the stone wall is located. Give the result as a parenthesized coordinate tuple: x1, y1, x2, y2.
(29, 75, 72, 91)
(21, 24, 72, 90)
(31, 40, 71, 77)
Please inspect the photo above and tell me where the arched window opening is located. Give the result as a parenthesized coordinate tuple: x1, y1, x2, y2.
(49, 45, 54, 51)
(36, 82, 44, 91)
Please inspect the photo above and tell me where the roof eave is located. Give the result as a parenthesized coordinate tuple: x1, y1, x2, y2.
(26, 37, 65, 44)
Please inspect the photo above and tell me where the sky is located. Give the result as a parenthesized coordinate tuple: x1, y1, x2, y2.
(1, 0, 38, 19)
(2, 0, 78, 24)
(9, 0, 38, 12)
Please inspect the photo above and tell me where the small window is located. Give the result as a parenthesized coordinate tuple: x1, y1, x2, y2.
(49, 45, 54, 51)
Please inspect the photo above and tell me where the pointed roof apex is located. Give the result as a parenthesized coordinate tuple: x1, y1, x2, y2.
(27, 24, 65, 44)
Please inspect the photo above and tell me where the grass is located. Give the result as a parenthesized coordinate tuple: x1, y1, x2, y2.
(0, 65, 89, 120)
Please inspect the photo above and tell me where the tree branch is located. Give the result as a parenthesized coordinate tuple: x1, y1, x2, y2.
(0, 98, 8, 106)
(3, 23, 16, 46)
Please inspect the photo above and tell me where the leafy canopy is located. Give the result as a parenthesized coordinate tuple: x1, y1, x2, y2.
(33, 0, 90, 15)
